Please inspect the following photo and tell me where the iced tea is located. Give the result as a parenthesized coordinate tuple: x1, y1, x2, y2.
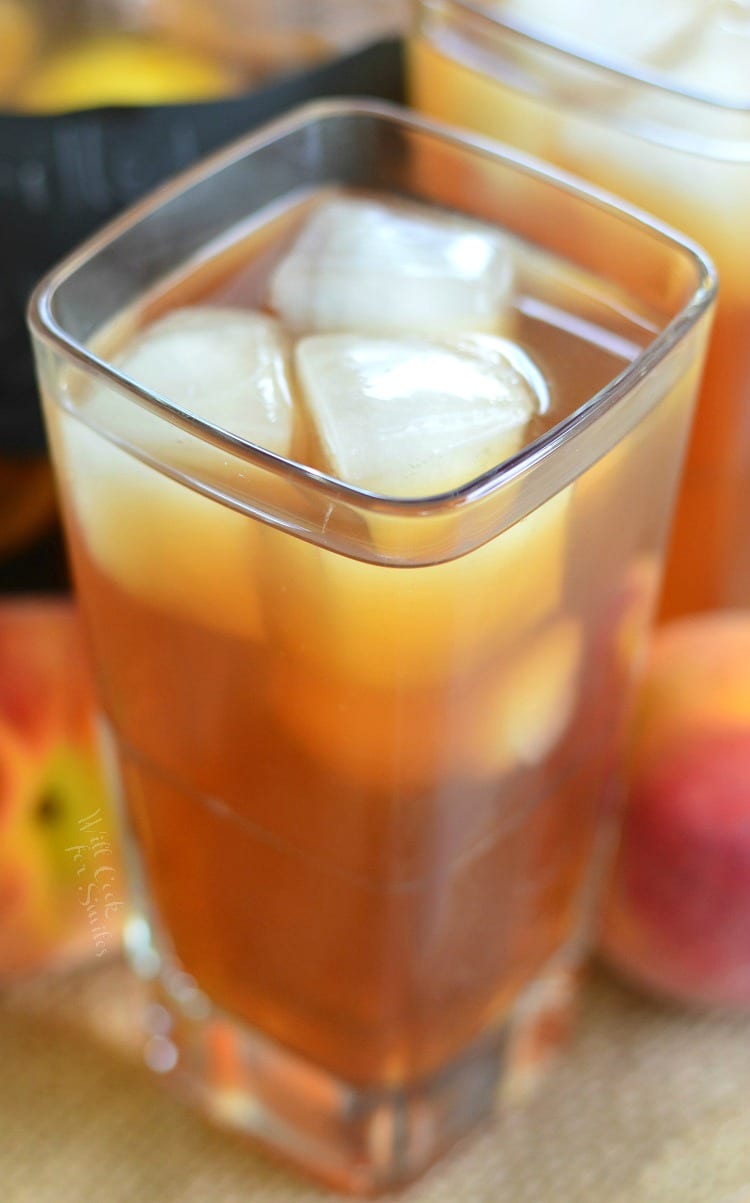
(29, 104, 713, 1192)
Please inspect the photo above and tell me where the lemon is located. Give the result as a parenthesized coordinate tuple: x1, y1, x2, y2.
(18, 34, 238, 113)
(0, 0, 39, 100)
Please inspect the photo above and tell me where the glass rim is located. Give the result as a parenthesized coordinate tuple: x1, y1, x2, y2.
(425, 0, 750, 114)
(27, 97, 717, 516)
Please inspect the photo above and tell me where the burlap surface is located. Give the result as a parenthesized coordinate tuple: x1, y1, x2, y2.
(2, 959, 749, 1202)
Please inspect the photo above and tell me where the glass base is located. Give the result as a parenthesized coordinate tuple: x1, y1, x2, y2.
(132, 945, 582, 1195)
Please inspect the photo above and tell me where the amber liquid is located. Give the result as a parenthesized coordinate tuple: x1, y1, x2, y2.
(411, 34, 748, 618)
(53, 192, 693, 1088)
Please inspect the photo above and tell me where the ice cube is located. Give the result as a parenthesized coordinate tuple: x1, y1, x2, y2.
(56, 415, 267, 641)
(296, 333, 546, 497)
(501, 0, 705, 68)
(55, 306, 297, 639)
(466, 618, 583, 779)
(269, 661, 455, 792)
(105, 307, 295, 453)
(268, 197, 514, 336)
(558, 85, 750, 271)
(662, 5, 750, 104)
(269, 606, 582, 790)
(260, 485, 572, 689)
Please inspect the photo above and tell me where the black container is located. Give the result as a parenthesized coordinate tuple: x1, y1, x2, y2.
(0, 39, 405, 590)
(2, 38, 405, 453)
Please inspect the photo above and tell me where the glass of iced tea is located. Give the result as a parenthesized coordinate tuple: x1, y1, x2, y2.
(411, 0, 750, 618)
(28, 101, 713, 1192)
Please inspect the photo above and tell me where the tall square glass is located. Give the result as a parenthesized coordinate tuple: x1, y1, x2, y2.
(28, 101, 714, 1193)
(411, 2, 749, 617)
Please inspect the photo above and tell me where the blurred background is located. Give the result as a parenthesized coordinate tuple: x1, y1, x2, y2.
(2, 8, 750, 1202)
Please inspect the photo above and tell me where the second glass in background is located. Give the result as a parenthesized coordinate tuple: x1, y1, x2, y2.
(411, 0, 750, 617)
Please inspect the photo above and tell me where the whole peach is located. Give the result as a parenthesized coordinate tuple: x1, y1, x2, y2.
(0, 597, 124, 976)
(600, 613, 750, 1008)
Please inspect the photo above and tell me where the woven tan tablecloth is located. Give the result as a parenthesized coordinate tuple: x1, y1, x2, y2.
(2, 959, 749, 1202)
